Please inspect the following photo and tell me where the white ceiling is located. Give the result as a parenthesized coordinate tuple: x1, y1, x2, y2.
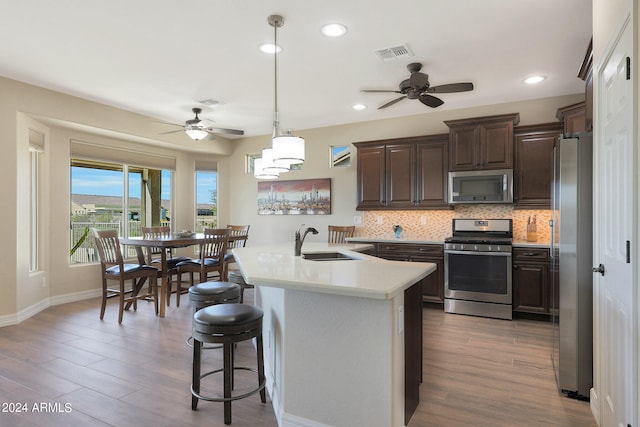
(0, 0, 592, 140)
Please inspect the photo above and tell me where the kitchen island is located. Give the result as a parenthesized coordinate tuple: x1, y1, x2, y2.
(232, 242, 436, 427)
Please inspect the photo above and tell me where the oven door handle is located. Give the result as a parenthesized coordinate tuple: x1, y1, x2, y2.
(444, 250, 512, 257)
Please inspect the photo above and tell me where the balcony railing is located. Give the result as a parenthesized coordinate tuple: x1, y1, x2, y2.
(70, 218, 216, 264)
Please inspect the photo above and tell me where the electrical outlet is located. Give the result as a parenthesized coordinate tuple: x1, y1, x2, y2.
(354, 215, 362, 225)
(376, 216, 383, 225)
(420, 216, 427, 225)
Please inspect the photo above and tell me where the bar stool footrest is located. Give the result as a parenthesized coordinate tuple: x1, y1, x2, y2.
(191, 367, 266, 402)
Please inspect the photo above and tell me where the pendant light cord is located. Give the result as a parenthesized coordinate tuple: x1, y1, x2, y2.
(272, 16, 280, 138)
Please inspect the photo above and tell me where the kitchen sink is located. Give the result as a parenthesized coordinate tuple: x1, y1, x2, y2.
(302, 252, 357, 261)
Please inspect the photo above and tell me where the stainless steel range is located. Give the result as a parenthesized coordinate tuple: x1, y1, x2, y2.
(444, 218, 513, 320)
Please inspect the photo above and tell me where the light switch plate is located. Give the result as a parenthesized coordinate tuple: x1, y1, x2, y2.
(354, 215, 362, 225)
(397, 306, 404, 334)
(420, 216, 427, 225)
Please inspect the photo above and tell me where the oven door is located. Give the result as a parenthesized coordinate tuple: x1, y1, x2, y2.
(444, 250, 512, 304)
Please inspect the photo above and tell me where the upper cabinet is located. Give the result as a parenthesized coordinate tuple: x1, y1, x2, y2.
(556, 102, 586, 135)
(577, 38, 593, 132)
(445, 113, 520, 171)
(355, 134, 449, 210)
(514, 122, 564, 209)
(355, 143, 386, 210)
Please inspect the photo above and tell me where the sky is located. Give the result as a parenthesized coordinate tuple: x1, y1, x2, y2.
(71, 167, 217, 204)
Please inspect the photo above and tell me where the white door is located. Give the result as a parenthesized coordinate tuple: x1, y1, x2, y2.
(593, 15, 636, 427)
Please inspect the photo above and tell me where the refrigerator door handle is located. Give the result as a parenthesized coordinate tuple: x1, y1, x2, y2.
(549, 219, 554, 257)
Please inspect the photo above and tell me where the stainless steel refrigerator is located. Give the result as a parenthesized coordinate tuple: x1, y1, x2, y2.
(550, 132, 593, 399)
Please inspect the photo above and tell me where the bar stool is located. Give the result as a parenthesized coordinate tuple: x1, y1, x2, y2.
(191, 303, 266, 424)
(187, 281, 241, 348)
(227, 270, 253, 304)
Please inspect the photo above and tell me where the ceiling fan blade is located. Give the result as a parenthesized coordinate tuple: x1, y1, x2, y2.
(427, 82, 474, 93)
(419, 94, 444, 108)
(409, 72, 429, 88)
(158, 129, 185, 135)
(153, 120, 183, 127)
(208, 127, 245, 136)
(361, 89, 402, 93)
(378, 96, 407, 109)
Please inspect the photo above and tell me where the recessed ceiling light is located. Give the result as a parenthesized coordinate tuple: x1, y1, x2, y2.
(352, 104, 367, 110)
(321, 23, 348, 37)
(259, 43, 282, 54)
(524, 75, 546, 84)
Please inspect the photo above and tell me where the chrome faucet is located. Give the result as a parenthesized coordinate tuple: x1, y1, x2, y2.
(294, 224, 319, 256)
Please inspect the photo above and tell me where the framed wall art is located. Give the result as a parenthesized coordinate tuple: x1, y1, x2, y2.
(258, 178, 331, 215)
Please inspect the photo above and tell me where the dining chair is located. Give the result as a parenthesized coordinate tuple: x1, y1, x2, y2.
(328, 225, 355, 244)
(93, 229, 159, 323)
(176, 228, 231, 307)
(223, 224, 250, 280)
(142, 226, 191, 307)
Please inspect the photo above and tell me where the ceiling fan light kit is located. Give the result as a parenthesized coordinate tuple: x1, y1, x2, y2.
(185, 127, 209, 141)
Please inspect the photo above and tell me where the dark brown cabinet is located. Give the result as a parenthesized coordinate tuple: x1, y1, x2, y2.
(376, 243, 444, 303)
(513, 123, 563, 209)
(355, 135, 449, 210)
(355, 143, 386, 209)
(556, 102, 586, 135)
(513, 247, 550, 315)
(445, 113, 520, 171)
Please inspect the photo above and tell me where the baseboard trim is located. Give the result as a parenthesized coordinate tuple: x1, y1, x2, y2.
(0, 289, 102, 327)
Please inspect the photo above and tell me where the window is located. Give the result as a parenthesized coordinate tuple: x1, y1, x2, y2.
(70, 160, 173, 264)
(29, 145, 43, 272)
(195, 171, 217, 232)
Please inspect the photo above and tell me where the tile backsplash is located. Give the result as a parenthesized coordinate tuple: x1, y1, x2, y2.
(359, 206, 550, 244)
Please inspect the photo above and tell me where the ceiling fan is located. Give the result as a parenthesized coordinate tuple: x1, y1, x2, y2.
(155, 107, 244, 141)
(362, 63, 474, 109)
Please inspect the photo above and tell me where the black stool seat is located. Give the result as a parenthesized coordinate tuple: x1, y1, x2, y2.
(191, 303, 266, 424)
(188, 281, 241, 310)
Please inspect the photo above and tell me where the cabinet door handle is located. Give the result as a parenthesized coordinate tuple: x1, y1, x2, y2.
(513, 264, 518, 269)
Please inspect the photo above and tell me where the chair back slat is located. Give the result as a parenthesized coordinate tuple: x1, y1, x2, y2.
(142, 226, 171, 261)
(328, 225, 355, 244)
(93, 229, 123, 267)
(227, 224, 250, 249)
(201, 228, 231, 261)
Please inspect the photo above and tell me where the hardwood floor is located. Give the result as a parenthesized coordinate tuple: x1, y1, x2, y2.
(0, 295, 595, 426)
(410, 308, 596, 427)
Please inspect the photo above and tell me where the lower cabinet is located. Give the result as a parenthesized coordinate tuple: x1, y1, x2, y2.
(512, 247, 550, 315)
(376, 243, 444, 304)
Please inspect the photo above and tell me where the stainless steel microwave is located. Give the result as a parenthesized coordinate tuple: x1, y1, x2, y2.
(448, 169, 513, 204)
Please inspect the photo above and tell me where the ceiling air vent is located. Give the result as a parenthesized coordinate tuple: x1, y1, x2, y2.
(374, 44, 413, 62)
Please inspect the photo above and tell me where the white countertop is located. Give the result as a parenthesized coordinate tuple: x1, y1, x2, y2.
(232, 242, 436, 300)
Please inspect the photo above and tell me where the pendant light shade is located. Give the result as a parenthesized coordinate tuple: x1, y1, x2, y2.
(261, 147, 289, 174)
(273, 133, 304, 166)
(253, 157, 279, 180)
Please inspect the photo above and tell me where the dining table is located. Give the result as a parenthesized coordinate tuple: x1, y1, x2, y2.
(119, 233, 211, 317)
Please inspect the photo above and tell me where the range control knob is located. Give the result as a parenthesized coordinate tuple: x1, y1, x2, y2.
(487, 245, 492, 252)
(474, 244, 478, 251)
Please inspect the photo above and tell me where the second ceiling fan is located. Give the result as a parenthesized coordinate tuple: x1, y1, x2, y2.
(362, 62, 474, 109)
(156, 107, 244, 141)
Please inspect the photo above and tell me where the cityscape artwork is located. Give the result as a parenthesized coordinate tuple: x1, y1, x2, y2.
(258, 178, 331, 215)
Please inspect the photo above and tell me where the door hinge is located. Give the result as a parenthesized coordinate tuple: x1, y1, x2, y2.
(626, 57, 631, 80)
(626, 240, 631, 263)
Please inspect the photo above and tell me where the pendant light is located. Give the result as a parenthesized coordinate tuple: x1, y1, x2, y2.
(268, 14, 305, 167)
